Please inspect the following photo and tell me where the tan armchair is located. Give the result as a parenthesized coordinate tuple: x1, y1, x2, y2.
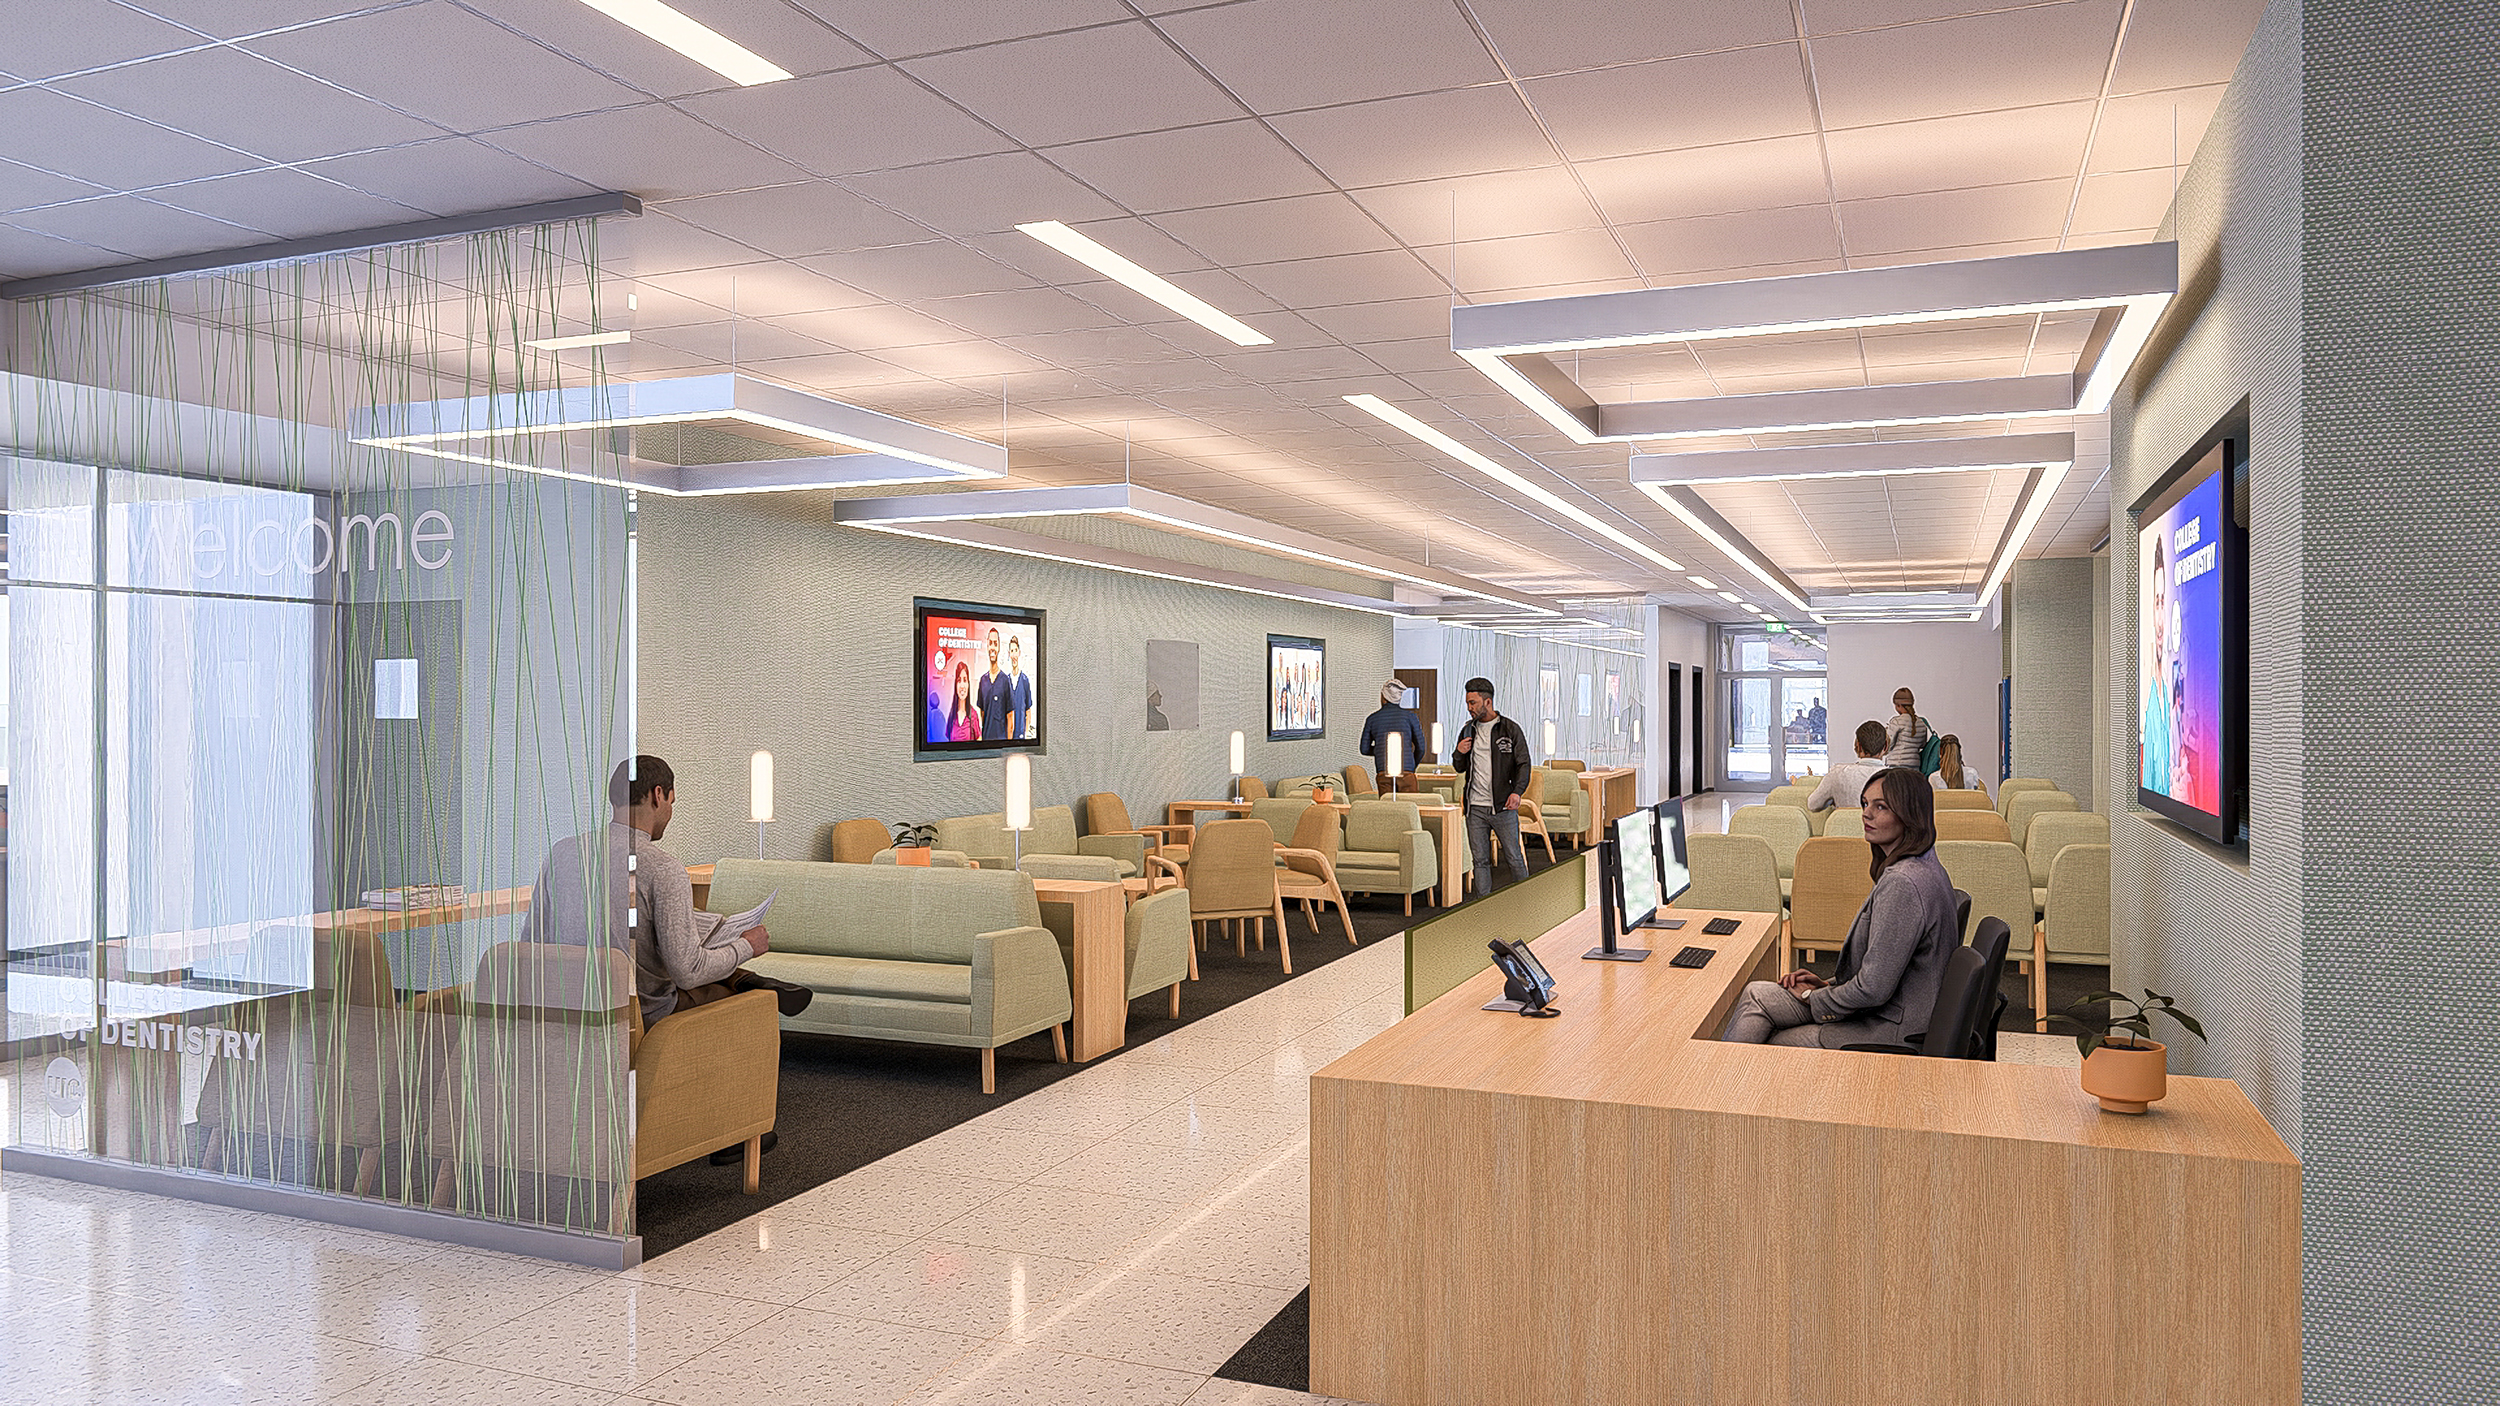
(1517, 795, 1559, 863)
(827, 817, 891, 864)
(1340, 765, 1377, 796)
(1785, 836, 1873, 968)
(1275, 801, 1356, 945)
(1150, 817, 1291, 975)
(1082, 792, 1196, 865)
(1235, 776, 1269, 801)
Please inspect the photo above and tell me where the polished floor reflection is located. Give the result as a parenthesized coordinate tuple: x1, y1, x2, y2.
(0, 800, 2075, 1405)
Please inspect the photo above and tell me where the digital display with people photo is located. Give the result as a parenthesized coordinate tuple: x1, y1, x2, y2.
(1268, 634, 1326, 739)
(915, 599, 1045, 758)
(2137, 448, 2225, 821)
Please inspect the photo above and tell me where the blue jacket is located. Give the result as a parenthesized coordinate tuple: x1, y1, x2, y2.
(1358, 703, 1424, 765)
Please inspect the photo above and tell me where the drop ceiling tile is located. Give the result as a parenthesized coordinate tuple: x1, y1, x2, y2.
(1154, 0, 1505, 114)
(870, 339, 1049, 380)
(146, 167, 429, 238)
(1230, 248, 1449, 308)
(59, 46, 446, 164)
(803, 240, 1040, 301)
(660, 181, 933, 258)
(1, 0, 205, 80)
(1838, 178, 2074, 256)
(0, 157, 109, 214)
(247, 1, 644, 131)
(634, 318, 835, 365)
(1575, 135, 1830, 226)
(676, 64, 1017, 177)
(603, 212, 771, 274)
(902, 21, 1244, 148)
(637, 260, 881, 315)
(1295, 295, 1453, 344)
(1268, 87, 1555, 190)
(2069, 167, 2181, 234)
(2058, 226, 2157, 251)
(1848, 237, 2060, 267)
(1209, 343, 1392, 384)
(1148, 192, 1397, 268)
(1692, 333, 1861, 379)
(1356, 337, 1466, 375)
(1808, 0, 2124, 128)
(908, 285, 1133, 338)
(488, 0, 874, 95)
(301, 136, 598, 217)
(1415, 229, 1642, 297)
(0, 87, 262, 188)
(2088, 84, 2227, 173)
(112, 1, 377, 39)
(1615, 204, 1842, 276)
(1523, 44, 1816, 164)
(1042, 119, 1331, 214)
(2109, 0, 2268, 95)
(745, 350, 931, 390)
(0, 219, 116, 277)
(481, 103, 811, 201)
(1347, 165, 1605, 249)
(3, 192, 259, 260)
(803, 0, 1132, 60)
(768, 301, 974, 352)
(842, 150, 1122, 237)
(1858, 320, 2043, 366)
(993, 324, 1199, 369)
(1822, 101, 2097, 202)
(1465, 0, 1798, 78)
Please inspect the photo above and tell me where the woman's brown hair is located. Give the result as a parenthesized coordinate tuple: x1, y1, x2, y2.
(1863, 766, 1937, 880)
(1935, 733, 1965, 785)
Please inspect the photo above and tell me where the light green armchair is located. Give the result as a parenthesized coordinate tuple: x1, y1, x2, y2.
(1124, 887, 1194, 1019)
(1334, 799, 1437, 915)
(1412, 764, 1462, 805)
(935, 803, 1145, 877)
(706, 859, 1071, 1093)
(1530, 767, 1592, 845)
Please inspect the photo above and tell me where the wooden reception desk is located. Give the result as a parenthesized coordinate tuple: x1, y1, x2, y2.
(1310, 907, 2299, 1406)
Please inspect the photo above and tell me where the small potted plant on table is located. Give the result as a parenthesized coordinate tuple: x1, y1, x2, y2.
(2061, 988, 2207, 1114)
(1306, 775, 1337, 804)
(889, 821, 938, 866)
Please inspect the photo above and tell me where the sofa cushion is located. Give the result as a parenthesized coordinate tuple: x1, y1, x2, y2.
(935, 804, 1080, 861)
(1346, 801, 1422, 851)
(704, 859, 1043, 964)
(1332, 851, 1402, 872)
(745, 951, 971, 1004)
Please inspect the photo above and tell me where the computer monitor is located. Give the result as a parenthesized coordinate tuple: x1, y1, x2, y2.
(1613, 809, 1664, 932)
(1651, 800, 1692, 907)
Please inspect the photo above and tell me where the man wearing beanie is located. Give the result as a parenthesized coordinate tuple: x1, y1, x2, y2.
(1358, 678, 1425, 786)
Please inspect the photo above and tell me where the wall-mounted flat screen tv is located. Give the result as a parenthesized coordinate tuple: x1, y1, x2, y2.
(1268, 634, 1325, 740)
(2132, 408, 2247, 845)
(916, 598, 1045, 759)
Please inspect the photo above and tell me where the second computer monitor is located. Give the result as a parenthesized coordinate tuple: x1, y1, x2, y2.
(1652, 799, 1692, 908)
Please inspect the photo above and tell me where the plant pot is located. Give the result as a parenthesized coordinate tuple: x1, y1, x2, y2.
(1312, 785, 1336, 804)
(894, 846, 932, 867)
(2080, 1039, 2167, 1114)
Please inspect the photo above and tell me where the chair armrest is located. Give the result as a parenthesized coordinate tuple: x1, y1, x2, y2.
(1276, 846, 1337, 883)
(634, 989, 779, 1173)
(1076, 833, 1147, 874)
(1131, 823, 1194, 842)
(1398, 830, 1435, 888)
(966, 852, 1013, 872)
(1146, 854, 1186, 888)
(969, 924, 1073, 1039)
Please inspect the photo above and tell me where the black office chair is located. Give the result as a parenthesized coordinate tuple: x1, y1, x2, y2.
(1965, 916, 2013, 1062)
(1953, 887, 1972, 944)
(1843, 944, 1992, 1059)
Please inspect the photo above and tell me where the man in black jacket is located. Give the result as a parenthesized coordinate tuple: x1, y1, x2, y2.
(1453, 676, 1532, 891)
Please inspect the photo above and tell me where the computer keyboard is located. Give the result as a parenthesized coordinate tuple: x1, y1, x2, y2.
(1701, 916, 1742, 936)
(1669, 946, 1715, 968)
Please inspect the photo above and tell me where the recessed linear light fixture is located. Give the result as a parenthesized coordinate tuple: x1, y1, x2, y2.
(524, 330, 632, 352)
(353, 372, 1004, 496)
(1634, 483, 1811, 614)
(575, 0, 791, 86)
(1341, 393, 1685, 576)
(1016, 221, 1271, 346)
(1686, 575, 1716, 589)
(832, 482, 1558, 616)
(1629, 432, 2076, 487)
(1452, 243, 2176, 442)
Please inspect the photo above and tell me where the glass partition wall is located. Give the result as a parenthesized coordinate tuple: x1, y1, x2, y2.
(1, 224, 639, 1262)
(1716, 626, 1828, 789)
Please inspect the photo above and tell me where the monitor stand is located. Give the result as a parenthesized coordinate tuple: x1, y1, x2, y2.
(1583, 944, 1653, 962)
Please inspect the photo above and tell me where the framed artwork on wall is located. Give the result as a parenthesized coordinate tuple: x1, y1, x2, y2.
(1145, 639, 1199, 732)
(1268, 634, 1325, 740)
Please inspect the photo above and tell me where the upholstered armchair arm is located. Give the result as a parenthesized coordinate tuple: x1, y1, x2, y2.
(969, 924, 1073, 1042)
(1397, 829, 1436, 890)
(964, 851, 1013, 873)
(1275, 846, 1338, 885)
(1076, 832, 1147, 875)
(633, 989, 778, 1178)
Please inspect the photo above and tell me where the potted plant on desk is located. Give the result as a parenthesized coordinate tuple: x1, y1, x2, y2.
(890, 821, 938, 866)
(1306, 775, 1337, 804)
(2061, 988, 2207, 1113)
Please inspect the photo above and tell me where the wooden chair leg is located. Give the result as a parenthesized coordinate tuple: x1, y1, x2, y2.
(430, 1158, 455, 1209)
(1780, 918, 1795, 975)
(354, 1145, 382, 1197)
(1305, 897, 1321, 933)
(1186, 942, 1199, 980)
(1273, 898, 1294, 975)
(981, 1046, 997, 1093)
(1051, 1023, 1068, 1063)
(1234, 918, 1247, 956)
(742, 1135, 762, 1194)
(1403, 891, 1412, 916)
(2032, 927, 2049, 1032)
(1168, 983, 1182, 1018)
(1336, 896, 1357, 946)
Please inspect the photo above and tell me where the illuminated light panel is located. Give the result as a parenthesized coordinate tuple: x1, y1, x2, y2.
(1453, 243, 2177, 443)
(1687, 575, 1716, 589)
(1342, 393, 1684, 575)
(1017, 221, 1271, 346)
(576, 0, 791, 86)
(524, 329, 631, 351)
(1974, 462, 2071, 608)
(1635, 482, 1811, 614)
(1630, 432, 2075, 487)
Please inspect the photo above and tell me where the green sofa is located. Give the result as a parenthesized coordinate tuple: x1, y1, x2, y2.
(934, 803, 1146, 877)
(703, 859, 1071, 1092)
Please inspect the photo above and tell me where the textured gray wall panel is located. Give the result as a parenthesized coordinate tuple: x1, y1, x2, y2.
(2009, 557, 2097, 808)
(635, 492, 1392, 865)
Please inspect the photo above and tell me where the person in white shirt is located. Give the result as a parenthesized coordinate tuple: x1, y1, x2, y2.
(1808, 720, 1892, 812)
(1883, 688, 1932, 769)
(1926, 733, 1991, 798)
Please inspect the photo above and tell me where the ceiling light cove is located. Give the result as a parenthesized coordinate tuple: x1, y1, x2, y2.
(1341, 394, 1685, 577)
(524, 330, 632, 352)
(1017, 222, 1271, 347)
(575, 0, 791, 86)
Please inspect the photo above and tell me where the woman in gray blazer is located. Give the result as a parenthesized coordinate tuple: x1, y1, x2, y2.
(1720, 767, 1960, 1048)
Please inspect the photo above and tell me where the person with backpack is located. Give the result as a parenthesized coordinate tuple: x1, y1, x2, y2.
(1884, 687, 1939, 773)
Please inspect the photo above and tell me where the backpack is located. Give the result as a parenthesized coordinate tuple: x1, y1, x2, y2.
(1917, 719, 1942, 775)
